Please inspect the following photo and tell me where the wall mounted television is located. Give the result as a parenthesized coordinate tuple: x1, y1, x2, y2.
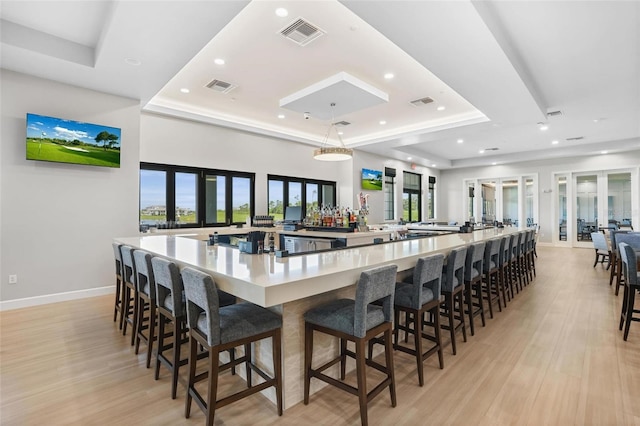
(361, 168, 383, 191)
(26, 113, 121, 168)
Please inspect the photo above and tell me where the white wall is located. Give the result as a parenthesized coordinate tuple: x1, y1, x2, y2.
(140, 113, 345, 215)
(439, 152, 640, 243)
(349, 150, 440, 224)
(0, 70, 140, 303)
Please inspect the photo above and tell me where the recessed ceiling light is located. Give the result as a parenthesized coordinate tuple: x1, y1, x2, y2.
(552, 140, 559, 145)
(180, 88, 190, 94)
(601, 150, 608, 154)
(275, 8, 288, 17)
(538, 122, 549, 131)
(337, 131, 344, 135)
(384, 73, 394, 80)
(492, 162, 497, 165)
(214, 58, 225, 65)
(124, 58, 141, 66)
(277, 114, 285, 119)
(479, 150, 485, 154)
(379, 120, 386, 125)
(431, 164, 436, 167)
(457, 139, 464, 144)
(437, 106, 446, 111)
(407, 157, 412, 160)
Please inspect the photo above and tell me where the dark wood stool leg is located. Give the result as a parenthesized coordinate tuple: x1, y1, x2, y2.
(355, 338, 368, 426)
(458, 292, 467, 343)
(620, 284, 629, 330)
(340, 338, 347, 380)
(465, 283, 475, 336)
(171, 318, 182, 399)
(205, 347, 220, 426)
(623, 289, 636, 341)
(304, 322, 313, 405)
(384, 327, 396, 406)
(244, 343, 251, 387)
(146, 303, 156, 368)
(184, 332, 198, 419)
(273, 328, 283, 416)
(414, 309, 425, 386)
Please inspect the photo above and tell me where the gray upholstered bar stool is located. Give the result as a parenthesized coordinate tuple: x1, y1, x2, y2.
(508, 233, 522, 298)
(518, 231, 530, 287)
(525, 229, 536, 280)
(304, 264, 398, 426)
(151, 257, 188, 399)
(609, 230, 630, 291)
(112, 243, 125, 328)
(464, 242, 486, 336)
(132, 249, 157, 368)
(591, 232, 611, 269)
(120, 245, 138, 344)
(498, 236, 512, 307)
(439, 246, 467, 355)
(386, 254, 445, 386)
(181, 267, 283, 425)
(618, 242, 640, 341)
(483, 238, 502, 319)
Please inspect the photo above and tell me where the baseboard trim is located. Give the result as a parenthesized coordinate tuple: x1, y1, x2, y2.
(0, 286, 115, 311)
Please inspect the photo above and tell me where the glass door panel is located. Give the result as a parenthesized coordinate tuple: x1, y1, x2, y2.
(205, 175, 226, 224)
(607, 172, 632, 229)
(525, 177, 535, 226)
(576, 175, 597, 241)
(558, 176, 567, 241)
(502, 179, 518, 226)
(480, 181, 496, 225)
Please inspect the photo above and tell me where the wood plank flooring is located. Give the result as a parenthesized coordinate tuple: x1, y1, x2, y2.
(1, 246, 639, 425)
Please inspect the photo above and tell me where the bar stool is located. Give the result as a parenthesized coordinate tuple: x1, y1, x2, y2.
(181, 267, 283, 425)
(609, 230, 630, 292)
(518, 231, 529, 287)
(304, 264, 398, 426)
(498, 236, 512, 307)
(464, 242, 486, 336)
(618, 242, 640, 341)
(372, 254, 444, 386)
(120, 245, 138, 344)
(525, 229, 536, 280)
(133, 249, 157, 368)
(508, 233, 522, 298)
(112, 243, 125, 328)
(483, 238, 502, 319)
(151, 257, 188, 399)
(439, 246, 467, 355)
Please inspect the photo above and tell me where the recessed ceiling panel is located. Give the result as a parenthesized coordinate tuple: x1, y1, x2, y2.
(279, 72, 388, 121)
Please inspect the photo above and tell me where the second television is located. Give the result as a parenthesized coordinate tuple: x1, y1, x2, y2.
(361, 168, 383, 191)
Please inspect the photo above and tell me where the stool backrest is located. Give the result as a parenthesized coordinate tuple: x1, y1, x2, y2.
(133, 249, 156, 300)
(499, 236, 510, 265)
(112, 243, 123, 277)
(511, 233, 520, 257)
(354, 264, 398, 338)
(442, 246, 467, 292)
(465, 242, 485, 282)
(484, 238, 500, 273)
(120, 245, 136, 287)
(408, 254, 444, 309)
(519, 231, 528, 253)
(618, 243, 638, 287)
(151, 257, 185, 317)
(591, 232, 609, 251)
(616, 232, 640, 250)
(181, 267, 221, 346)
(611, 230, 631, 254)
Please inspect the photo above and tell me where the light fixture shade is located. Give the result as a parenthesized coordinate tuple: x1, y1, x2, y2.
(313, 147, 353, 161)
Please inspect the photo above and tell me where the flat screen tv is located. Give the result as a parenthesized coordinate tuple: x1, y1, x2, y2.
(26, 113, 121, 168)
(361, 168, 383, 191)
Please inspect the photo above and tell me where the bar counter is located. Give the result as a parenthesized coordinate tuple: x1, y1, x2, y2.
(115, 226, 521, 409)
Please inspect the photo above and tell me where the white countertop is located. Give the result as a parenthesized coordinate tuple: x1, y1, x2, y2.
(116, 227, 520, 307)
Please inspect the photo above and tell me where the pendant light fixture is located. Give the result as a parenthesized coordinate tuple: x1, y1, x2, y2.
(313, 103, 353, 161)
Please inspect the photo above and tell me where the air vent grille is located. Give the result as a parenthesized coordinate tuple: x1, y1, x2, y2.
(547, 109, 563, 117)
(484, 147, 499, 151)
(205, 79, 236, 94)
(333, 121, 351, 127)
(410, 97, 434, 107)
(566, 136, 585, 141)
(280, 18, 325, 46)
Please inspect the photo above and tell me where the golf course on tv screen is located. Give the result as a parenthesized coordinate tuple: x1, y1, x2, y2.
(361, 168, 383, 191)
(26, 113, 121, 168)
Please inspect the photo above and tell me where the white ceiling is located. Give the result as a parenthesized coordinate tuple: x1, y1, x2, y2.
(1, 0, 639, 169)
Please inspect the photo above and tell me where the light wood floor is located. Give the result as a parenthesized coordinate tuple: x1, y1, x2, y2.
(1, 246, 639, 425)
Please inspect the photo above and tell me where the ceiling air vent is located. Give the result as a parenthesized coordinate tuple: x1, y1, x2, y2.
(547, 109, 563, 117)
(205, 79, 236, 94)
(484, 147, 499, 151)
(410, 97, 434, 107)
(566, 136, 585, 141)
(333, 121, 351, 127)
(280, 18, 325, 46)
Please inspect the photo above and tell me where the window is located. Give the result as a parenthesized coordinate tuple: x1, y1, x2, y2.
(384, 167, 395, 221)
(403, 171, 421, 222)
(268, 175, 336, 219)
(140, 163, 254, 228)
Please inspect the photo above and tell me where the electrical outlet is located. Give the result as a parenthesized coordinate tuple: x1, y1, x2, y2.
(9, 274, 18, 284)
